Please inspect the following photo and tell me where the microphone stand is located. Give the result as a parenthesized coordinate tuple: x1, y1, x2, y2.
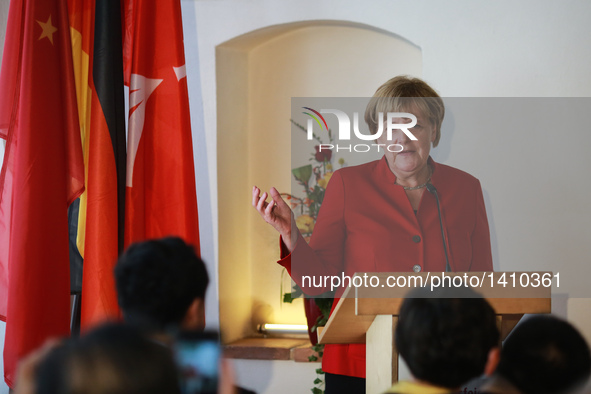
(426, 183, 451, 272)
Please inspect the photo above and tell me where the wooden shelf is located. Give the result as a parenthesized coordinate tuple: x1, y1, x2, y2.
(224, 337, 321, 363)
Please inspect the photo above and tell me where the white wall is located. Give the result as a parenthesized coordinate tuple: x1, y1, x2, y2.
(180, 1, 591, 392)
(0, 322, 5, 394)
(0, 0, 7, 69)
(184, 0, 591, 282)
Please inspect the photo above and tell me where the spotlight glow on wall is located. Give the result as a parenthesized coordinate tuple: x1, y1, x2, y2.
(257, 323, 308, 335)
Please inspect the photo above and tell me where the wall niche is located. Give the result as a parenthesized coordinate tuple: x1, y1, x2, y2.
(216, 20, 422, 343)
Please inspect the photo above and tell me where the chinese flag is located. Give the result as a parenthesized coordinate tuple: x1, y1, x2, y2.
(122, 0, 200, 251)
(68, 0, 126, 329)
(0, 0, 84, 386)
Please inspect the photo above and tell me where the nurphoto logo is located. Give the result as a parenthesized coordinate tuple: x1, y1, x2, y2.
(302, 107, 418, 153)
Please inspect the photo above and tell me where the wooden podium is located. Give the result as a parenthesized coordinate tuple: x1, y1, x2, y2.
(317, 272, 552, 394)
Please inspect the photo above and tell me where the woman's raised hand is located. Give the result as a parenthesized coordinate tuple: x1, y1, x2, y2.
(252, 186, 296, 251)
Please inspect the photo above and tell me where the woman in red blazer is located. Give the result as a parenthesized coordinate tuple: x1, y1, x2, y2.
(253, 76, 493, 393)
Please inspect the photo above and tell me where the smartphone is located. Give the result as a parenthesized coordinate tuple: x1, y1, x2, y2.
(173, 331, 220, 394)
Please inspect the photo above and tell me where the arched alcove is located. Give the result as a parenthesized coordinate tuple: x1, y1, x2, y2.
(217, 20, 422, 343)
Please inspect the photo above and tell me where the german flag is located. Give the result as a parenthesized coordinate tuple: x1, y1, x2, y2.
(68, 0, 126, 328)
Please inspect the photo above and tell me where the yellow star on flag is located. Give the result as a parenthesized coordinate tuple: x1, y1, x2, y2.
(36, 15, 57, 45)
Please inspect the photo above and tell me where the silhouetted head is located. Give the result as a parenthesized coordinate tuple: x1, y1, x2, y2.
(36, 323, 180, 394)
(396, 286, 499, 389)
(115, 237, 209, 331)
(496, 315, 591, 394)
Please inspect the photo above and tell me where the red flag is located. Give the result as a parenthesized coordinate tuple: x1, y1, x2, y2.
(0, 0, 84, 386)
(68, 0, 126, 328)
(122, 0, 200, 251)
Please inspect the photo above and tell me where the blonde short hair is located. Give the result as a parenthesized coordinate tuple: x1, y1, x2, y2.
(364, 76, 445, 147)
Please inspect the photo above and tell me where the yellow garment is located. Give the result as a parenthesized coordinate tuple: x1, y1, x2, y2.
(384, 380, 455, 393)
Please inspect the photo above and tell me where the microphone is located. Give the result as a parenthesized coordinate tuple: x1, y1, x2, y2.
(426, 183, 452, 272)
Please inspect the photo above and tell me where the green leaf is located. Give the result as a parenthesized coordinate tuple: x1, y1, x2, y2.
(312, 388, 323, 394)
(282, 292, 294, 303)
(314, 296, 334, 312)
(292, 165, 312, 184)
(314, 317, 327, 328)
(291, 285, 304, 298)
(290, 119, 307, 133)
(308, 355, 318, 362)
(315, 368, 324, 374)
(316, 189, 325, 205)
(282, 285, 304, 304)
(314, 378, 323, 385)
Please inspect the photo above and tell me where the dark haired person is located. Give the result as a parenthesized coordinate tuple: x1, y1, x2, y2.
(114, 236, 209, 335)
(113, 237, 253, 394)
(385, 287, 500, 393)
(253, 76, 494, 392)
(15, 323, 181, 394)
(482, 315, 591, 394)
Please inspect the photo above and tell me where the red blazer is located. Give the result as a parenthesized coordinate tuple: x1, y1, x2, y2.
(278, 156, 493, 378)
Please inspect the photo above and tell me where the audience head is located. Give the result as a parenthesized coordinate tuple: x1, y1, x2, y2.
(496, 315, 591, 394)
(396, 286, 500, 389)
(35, 323, 180, 394)
(114, 237, 209, 331)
